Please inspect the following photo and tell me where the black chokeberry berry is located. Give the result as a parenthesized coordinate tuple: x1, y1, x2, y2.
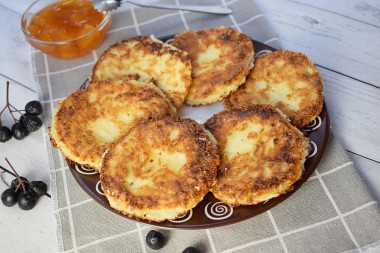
(19, 114, 26, 124)
(0, 126, 12, 142)
(17, 190, 37, 210)
(1, 187, 19, 207)
(25, 100, 43, 115)
(11, 176, 29, 189)
(146, 230, 165, 250)
(21, 114, 42, 132)
(182, 247, 201, 253)
(11, 123, 28, 140)
(30, 181, 47, 197)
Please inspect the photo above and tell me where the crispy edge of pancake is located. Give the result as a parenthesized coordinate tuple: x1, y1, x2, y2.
(204, 105, 310, 206)
(172, 26, 255, 106)
(91, 35, 192, 109)
(49, 80, 176, 171)
(100, 116, 219, 222)
(224, 50, 324, 128)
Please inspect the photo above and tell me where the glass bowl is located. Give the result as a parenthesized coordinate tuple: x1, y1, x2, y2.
(21, 0, 112, 59)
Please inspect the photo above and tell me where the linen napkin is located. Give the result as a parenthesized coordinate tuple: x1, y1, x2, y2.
(32, 0, 380, 252)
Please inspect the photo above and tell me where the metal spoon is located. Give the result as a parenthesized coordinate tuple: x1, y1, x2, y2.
(93, 0, 232, 15)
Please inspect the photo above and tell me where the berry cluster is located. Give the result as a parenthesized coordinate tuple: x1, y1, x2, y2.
(1, 158, 48, 210)
(0, 81, 43, 142)
(145, 230, 200, 252)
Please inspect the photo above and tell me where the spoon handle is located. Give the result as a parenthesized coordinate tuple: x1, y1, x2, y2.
(125, 0, 232, 14)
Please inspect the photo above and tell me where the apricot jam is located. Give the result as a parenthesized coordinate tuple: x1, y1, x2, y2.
(24, 0, 111, 59)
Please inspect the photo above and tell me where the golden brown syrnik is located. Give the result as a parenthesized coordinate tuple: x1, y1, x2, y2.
(172, 26, 254, 106)
(92, 35, 192, 109)
(49, 80, 176, 171)
(100, 117, 219, 222)
(204, 105, 310, 206)
(225, 50, 323, 129)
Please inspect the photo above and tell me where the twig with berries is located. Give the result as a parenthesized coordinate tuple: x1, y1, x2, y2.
(1, 158, 50, 210)
(0, 81, 43, 142)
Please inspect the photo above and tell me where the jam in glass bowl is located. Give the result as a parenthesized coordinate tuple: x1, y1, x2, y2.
(21, 0, 112, 59)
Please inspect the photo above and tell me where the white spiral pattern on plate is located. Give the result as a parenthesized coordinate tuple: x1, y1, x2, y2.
(308, 141, 317, 158)
(95, 181, 105, 195)
(75, 164, 98, 175)
(302, 116, 322, 132)
(165, 38, 174, 44)
(205, 202, 234, 220)
(169, 210, 193, 223)
(255, 49, 273, 57)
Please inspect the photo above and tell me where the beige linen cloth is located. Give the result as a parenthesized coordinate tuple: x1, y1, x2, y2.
(32, 0, 380, 252)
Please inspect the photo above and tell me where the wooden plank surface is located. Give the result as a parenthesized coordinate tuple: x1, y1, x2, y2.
(0, 3, 34, 88)
(291, 0, 380, 26)
(319, 67, 380, 161)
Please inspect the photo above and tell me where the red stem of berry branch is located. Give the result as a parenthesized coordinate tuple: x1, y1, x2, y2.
(5, 158, 19, 178)
(6, 81, 9, 105)
(0, 81, 25, 124)
(0, 106, 6, 115)
(0, 82, 8, 125)
(9, 104, 24, 119)
(7, 82, 17, 122)
(5, 157, 26, 192)
(0, 171, 10, 187)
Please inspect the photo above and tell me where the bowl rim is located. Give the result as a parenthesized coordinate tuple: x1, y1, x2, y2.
(21, 0, 111, 45)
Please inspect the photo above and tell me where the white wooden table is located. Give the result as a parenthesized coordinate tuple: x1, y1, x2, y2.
(0, 1, 379, 252)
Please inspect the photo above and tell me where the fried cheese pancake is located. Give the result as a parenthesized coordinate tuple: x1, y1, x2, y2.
(100, 117, 219, 222)
(171, 26, 254, 106)
(92, 35, 192, 108)
(49, 80, 176, 171)
(225, 50, 323, 128)
(204, 105, 310, 206)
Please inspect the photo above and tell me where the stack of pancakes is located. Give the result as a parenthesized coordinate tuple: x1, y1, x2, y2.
(50, 26, 323, 222)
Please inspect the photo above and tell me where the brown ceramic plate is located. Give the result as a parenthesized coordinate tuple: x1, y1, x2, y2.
(67, 36, 330, 229)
